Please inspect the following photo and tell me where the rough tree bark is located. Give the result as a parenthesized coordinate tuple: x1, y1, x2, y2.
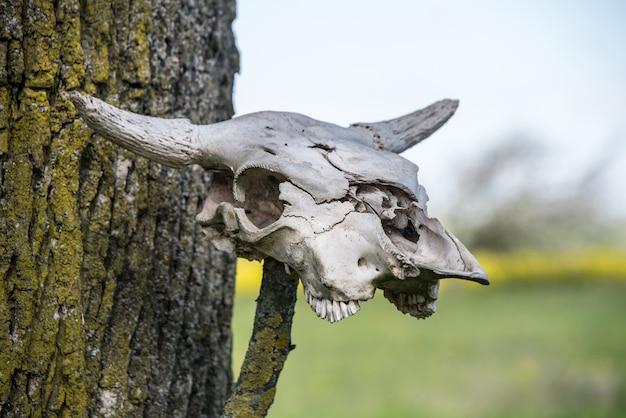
(0, 1, 239, 416)
(223, 260, 298, 418)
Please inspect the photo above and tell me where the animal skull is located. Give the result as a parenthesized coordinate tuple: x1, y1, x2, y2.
(69, 91, 489, 323)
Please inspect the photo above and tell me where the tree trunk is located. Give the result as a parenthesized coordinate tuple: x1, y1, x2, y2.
(223, 260, 298, 418)
(0, 1, 239, 416)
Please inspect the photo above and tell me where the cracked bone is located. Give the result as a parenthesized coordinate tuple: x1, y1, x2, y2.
(68, 91, 489, 323)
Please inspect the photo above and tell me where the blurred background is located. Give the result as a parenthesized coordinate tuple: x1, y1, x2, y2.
(231, 1, 626, 416)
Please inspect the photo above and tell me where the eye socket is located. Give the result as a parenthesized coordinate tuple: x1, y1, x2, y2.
(235, 168, 286, 228)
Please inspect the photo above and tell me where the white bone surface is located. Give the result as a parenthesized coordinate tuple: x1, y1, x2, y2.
(69, 91, 488, 322)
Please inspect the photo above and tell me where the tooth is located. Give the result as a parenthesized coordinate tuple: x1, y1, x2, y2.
(348, 300, 360, 315)
(428, 301, 437, 313)
(332, 300, 342, 322)
(324, 300, 333, 322)
(318, 299, 327, 319)
(417, 295, 425, 304)
(327, 308, 335, 323)
(429, 283, 439, 299)
(326, 299, 334, 321)
(339, 301, 350, 318)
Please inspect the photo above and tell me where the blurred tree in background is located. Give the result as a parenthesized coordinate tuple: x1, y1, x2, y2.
(443, 135, 626, 252)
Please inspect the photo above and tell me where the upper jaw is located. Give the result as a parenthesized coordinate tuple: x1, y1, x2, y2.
(303, 288, 362, 323)
(301, 280, 439, 323)
(301, 262, 488, 323)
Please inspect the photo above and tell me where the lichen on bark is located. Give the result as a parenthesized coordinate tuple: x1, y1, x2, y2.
(1, 1, 239, 416)
(223, 259, 299, 418)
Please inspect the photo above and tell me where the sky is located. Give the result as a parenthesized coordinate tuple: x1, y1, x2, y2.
(233, 1, 626, 218)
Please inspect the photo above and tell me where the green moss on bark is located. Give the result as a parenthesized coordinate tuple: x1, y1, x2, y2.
(1, 1, 239, 416)
(0, 41, 8, 85)
(223, 260, 298, 418)
(57, 0, 85, 90)
(23, 0, 59, 88)
(81, 0, 112, 90)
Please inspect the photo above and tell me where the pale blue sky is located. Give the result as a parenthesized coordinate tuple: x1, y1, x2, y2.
(233, 1, 626, 217)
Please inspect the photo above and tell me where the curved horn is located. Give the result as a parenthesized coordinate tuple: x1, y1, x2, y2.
(69, 91, 459, 173)
(350, 99, 459, 153)
(68, 91, 203, 168)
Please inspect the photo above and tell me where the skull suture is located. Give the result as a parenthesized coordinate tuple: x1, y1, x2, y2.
(69, 92, 489, 323)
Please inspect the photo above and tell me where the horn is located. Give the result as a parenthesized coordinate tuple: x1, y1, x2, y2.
(67, 91, 204, 168)
(350, 99, 459, 153)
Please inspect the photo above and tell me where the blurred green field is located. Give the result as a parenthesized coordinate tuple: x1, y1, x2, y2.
(232, 280, 626, 417)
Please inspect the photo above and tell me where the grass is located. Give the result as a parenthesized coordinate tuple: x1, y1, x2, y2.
(232, 280, 626, 417)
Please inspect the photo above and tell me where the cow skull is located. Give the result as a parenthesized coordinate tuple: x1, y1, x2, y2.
(68, 91, 489, 323)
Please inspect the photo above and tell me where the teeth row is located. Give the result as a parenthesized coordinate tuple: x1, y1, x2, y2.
(385, 291, 436, 319)
(394, 293, 426, 307)
(305, 291, 361, 323)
